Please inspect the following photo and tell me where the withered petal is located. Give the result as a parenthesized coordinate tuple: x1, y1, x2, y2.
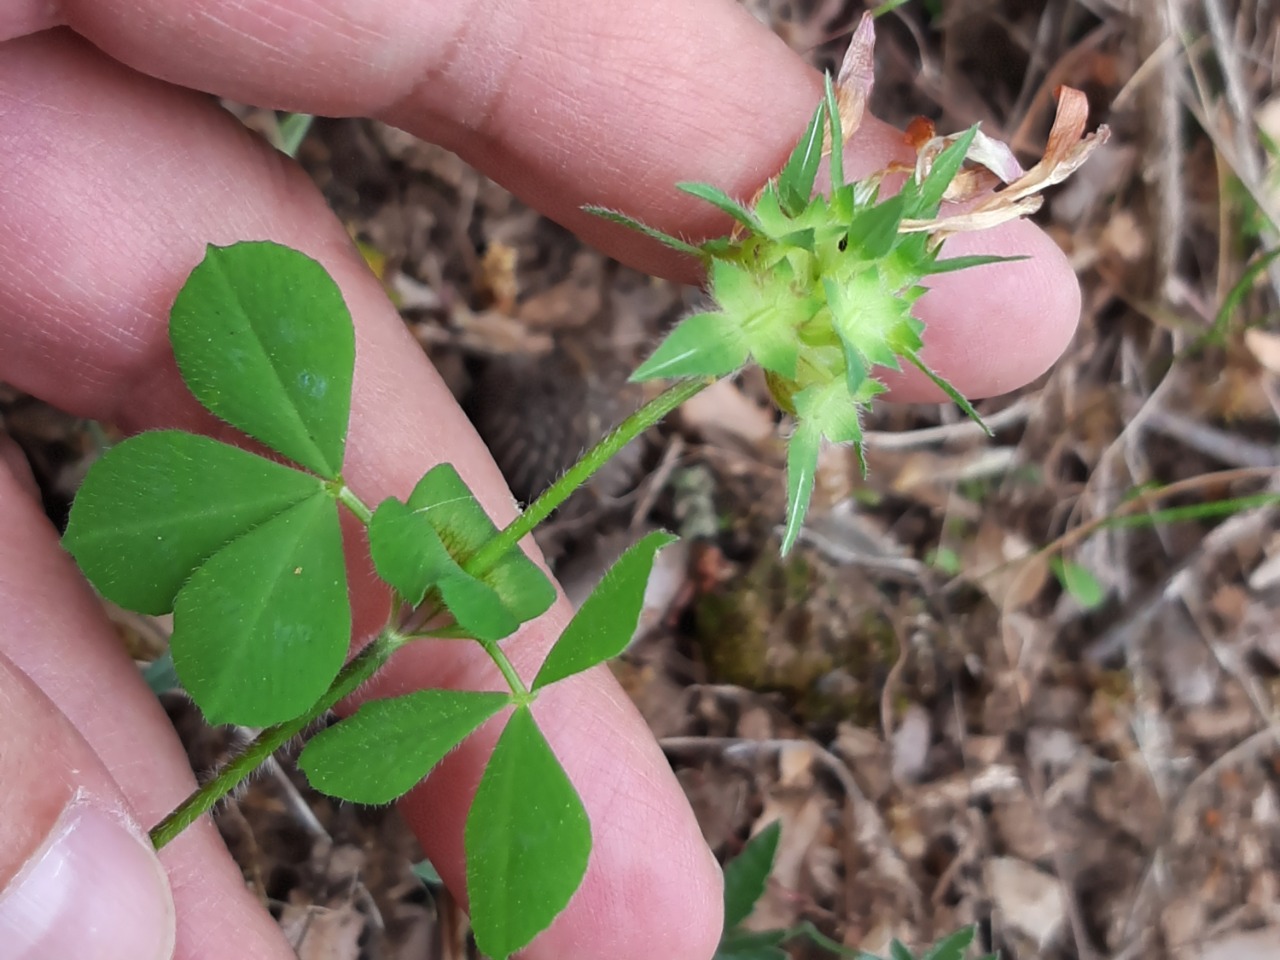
(835, 12, 876, 141)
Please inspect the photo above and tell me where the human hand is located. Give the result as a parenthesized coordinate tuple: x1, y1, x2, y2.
(0, 3, 1079, 959)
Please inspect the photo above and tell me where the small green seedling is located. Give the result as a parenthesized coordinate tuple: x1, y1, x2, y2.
(714, 821, 994, 960)
(60, 14, 1104, 958)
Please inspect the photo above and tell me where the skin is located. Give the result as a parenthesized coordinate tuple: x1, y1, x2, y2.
(0, 3, 1079, 959)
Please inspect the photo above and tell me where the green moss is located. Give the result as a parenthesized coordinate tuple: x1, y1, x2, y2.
(694, 545, 900, 726)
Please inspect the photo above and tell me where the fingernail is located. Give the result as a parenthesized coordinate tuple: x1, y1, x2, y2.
(0, 801, 176, 960)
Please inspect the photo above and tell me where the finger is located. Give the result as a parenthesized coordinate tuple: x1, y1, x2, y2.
(32, 0, 1077, 397)
(0, 432, 38, 498)
(0, 649, 174, 960)
(0, 447, 299, 959)
(879, 220, 1079, 402)
(0, 32, 722, 960)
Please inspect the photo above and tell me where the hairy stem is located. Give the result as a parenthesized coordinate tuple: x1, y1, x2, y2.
(149, 629, 404, 849)
(334, 482, 373, 524)
(465, 377, 710, 578)
(480, 637, 530, 699)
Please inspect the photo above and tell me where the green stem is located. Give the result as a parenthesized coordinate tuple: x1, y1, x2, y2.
(405, 611, 527, 699)
(465, 377, 710, 578)
(335, 483, 373, 524)
(480, 638, 529, 699)
(149, 629, 404, 849)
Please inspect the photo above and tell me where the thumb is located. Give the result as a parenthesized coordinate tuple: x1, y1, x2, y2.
(0, 651, 176, 960)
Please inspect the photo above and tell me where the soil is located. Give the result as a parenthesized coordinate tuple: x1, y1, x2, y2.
(5, 1, 1280, 958)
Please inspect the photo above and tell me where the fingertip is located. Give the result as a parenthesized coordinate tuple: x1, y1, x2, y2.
(0, 656, 176, 960)
(535, 827, 724, 960)
(882, 218, 1081, 402)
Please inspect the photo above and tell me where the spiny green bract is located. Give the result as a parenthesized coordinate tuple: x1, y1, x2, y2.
(603, 79, 995, 555)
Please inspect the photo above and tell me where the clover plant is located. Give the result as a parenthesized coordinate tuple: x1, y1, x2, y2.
(61, 15, 1105, 959)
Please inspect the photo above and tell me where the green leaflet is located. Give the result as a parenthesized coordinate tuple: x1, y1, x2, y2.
(63, 430, 323, 615)
(172, 492, 349, 727)
(903, 350, 989, 433)
(299, 689, 511, 804)
(823, 72, 845, 189)
(723, 821, 781, 929)
(407, 464, 556, 625)
(906, 125, 979, 219)
(170, 241, 354, 477)
(467, 706, 591, 959)
(368, 498, 521, 640)
(532, 531, 676, 690)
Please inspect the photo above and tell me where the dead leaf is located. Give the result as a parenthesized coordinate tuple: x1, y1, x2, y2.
(903, 86, 1111, 237)
(834, 13, 875, 141)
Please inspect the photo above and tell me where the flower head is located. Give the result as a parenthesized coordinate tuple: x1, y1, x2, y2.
(589, 13, 1107, 553)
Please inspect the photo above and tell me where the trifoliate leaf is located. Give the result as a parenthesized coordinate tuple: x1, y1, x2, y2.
(368, 498, 520, 640)
(172, 492, 349, 727)
(299, 689, 511, 804)
(532, 531, 676, 690)
(170, 241, 354, 478)
(64, 431, 323, 615)
(407, 464, 556, 625)
(467, 706, 591, 960)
